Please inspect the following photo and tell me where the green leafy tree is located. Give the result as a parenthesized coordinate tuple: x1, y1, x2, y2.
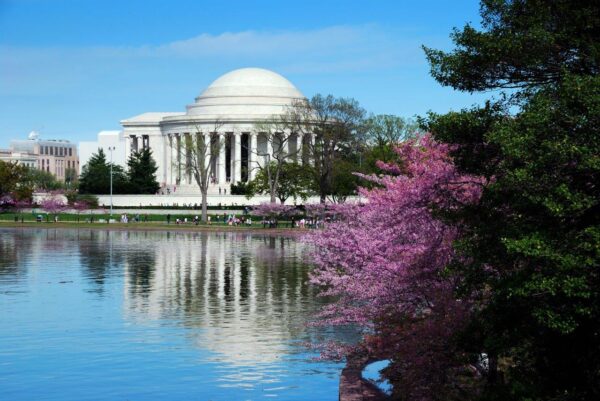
(24, 168, 64, 191)
(362, 114, 420, 167)
(79, 148, 128, 194)
(423, 1, 600, 400)
(290, 95, 366, 203)
(247, 161, 314, 204)
(251, 117, 301, 203)
(0, 160, 29, 198)
(328, 158, 361, 203)
(127, 148, 160, 194)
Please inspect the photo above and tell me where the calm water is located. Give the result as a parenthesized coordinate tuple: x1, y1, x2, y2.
(0, 228, 349, 401)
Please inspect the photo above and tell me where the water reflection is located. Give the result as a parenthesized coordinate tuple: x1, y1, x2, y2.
(0, 229, 328, 363)
(118, 231, 321, 365)
(0, 228, 348, 400)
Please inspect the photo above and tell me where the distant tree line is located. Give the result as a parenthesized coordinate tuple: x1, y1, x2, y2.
(231, 101, 421, 204)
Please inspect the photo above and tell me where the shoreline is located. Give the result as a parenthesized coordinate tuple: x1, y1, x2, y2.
(0, 221, 302, 236)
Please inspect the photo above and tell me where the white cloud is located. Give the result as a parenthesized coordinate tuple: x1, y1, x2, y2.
(0, 24, 435, 96)
(158, 25, 383, 58)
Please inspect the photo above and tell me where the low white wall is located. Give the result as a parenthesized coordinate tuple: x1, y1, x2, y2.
(94, 194, 353, 207)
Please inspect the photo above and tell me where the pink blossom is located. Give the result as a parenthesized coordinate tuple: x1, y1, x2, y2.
(41, 197, 67, 215)
(304, 134, 484, 398)
(250, 202, 297, 218)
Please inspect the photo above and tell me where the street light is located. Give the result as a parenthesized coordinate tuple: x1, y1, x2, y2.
(108, 146, 115, 217)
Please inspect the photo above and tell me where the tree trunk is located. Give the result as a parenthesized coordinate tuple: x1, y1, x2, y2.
(201, 188, 208, 223)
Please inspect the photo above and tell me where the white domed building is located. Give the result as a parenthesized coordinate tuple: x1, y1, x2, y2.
(120, 68, 311, 194)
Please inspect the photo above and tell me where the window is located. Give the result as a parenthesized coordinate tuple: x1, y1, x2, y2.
(50, 147, 53, 156)
(69, 148, 72, 157)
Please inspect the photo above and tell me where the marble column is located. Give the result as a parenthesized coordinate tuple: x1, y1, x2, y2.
(297, 133, 304, 164)
(161, 135, 168, 185)
(218, 133, 226, 185)
(233, 132, 242, 183)
(204, 133, 211, 181)
(176, 133, 182, 185)
(309, 133, 316, 166)
(282, 133, 290, 159)
(183, 133, 191, 185)
(167, 134, 173, 185)
(248, 133, 257, 181)
(266, 133, 273, 164)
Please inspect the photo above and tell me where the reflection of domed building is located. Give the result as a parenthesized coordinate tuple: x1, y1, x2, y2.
(122, 231, 322, 365)
(120, 68, 312, 194)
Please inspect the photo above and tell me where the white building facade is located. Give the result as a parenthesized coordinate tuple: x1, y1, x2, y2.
(79, 130, 128, 174)
(121, 68, 312, 195)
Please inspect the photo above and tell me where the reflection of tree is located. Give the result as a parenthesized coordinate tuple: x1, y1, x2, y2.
(78, 230, 124, 294)
(0, 230, 34, 281)
(124, 233, 156, 297)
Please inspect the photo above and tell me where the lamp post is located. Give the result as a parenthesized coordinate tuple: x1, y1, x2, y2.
(108, 146, 115, 217)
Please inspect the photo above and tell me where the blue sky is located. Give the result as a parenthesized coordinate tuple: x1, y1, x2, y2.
(0, 0, 491, 148)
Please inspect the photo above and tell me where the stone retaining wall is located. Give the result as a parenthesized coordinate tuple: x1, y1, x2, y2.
(339, 355, 389, 401)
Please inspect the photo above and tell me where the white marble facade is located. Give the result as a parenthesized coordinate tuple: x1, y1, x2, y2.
(121, 68, 312, 195)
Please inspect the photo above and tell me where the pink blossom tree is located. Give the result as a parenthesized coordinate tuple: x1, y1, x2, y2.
(251, 202, 298, 228)
(13, 199, 31, 222)
(41, 196, 67, 223)
(0, 195, 15, 211)
(72, 200, 89, 223)
(305, 135, 484, 399)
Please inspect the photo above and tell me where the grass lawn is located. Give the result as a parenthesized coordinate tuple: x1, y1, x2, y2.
(0, 212, 299, 231)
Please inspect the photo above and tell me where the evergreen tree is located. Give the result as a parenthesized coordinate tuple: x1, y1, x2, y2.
(423, 1, 600, 399)
(126, 148, 159, 194)
(79, 148, 128, 194)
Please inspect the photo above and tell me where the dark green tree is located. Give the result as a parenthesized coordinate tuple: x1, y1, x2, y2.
(79, 148, 128, 194)
(126, 148, 160, 194)
(423, 1, 600, 400)
(423, 0, 600, 93)
(328, 158, 361, 203)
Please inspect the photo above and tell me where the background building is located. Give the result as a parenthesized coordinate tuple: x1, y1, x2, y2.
(0, 148, 37, 169)
(1, 131, 79, 182)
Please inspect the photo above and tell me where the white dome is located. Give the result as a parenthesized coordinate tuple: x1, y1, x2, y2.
(185, 68, 305, 118)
